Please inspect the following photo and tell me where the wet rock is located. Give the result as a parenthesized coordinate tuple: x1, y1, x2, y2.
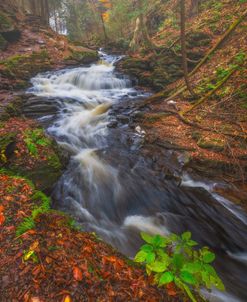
(116, 115, 130, 124)
(108, 121, 118, 128)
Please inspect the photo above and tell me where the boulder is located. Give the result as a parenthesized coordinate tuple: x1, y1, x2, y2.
(0, 12, 21, 42)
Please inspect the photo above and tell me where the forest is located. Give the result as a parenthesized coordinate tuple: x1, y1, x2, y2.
(0, 0, 246, 301)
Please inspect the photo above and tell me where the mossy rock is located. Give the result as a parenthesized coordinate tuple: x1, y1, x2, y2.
(197, 137, 225, 152)
(0, 96, 25, 121)
(67, 47, 98, 64)
(1, 127, 64, 192)
(0, 51, 51, 81)
(0, 33, 8, 50)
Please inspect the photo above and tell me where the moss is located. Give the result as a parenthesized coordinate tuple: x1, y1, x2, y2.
(197, 137, 225, 152)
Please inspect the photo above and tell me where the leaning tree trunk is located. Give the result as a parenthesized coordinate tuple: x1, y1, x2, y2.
(180, 0, 195, 97)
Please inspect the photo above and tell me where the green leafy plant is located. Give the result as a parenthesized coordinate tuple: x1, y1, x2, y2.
(134, 232, 225, 302)
(24, 129, 51, 157)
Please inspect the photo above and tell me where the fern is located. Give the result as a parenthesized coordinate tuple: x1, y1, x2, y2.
(16, 191, 51, 237)
(16, 216, 35, 237)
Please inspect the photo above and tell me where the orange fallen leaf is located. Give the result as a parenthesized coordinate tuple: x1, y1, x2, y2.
(0, 205, 4, 212)
(73, 266, 83, 281)
(30, 297, 42, 302)
(166, 282, 177, 296)
(0, 213, 5, 226)
(63, 295, 72, 302)
(30, 240, 39, 251)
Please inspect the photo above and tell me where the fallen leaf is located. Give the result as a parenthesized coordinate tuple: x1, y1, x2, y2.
(166, 282, 177, 296)
(63, 295, 72, 302)
(30, 297, 42, 302)
(0, 213, 5, 226)
(30, 240, 39, 251)
(73, 266, 83, 281)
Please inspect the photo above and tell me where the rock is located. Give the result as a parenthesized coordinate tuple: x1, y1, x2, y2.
(37, 39, 45, 45)
(66, 46, 98, 64)
(116, 115, 130, 124)
(107, 121, 118, 128)
(3, 128, 63, 192)
(1, 29, 21, 42)
(0, 12, 21, 42)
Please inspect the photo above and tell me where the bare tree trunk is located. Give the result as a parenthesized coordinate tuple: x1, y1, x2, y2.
(189, 0, 199, 17)
(129, 0, 153, 51)
(180, 0, 196, 97)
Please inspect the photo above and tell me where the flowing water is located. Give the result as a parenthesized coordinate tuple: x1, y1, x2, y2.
(24, 51, 247, 302)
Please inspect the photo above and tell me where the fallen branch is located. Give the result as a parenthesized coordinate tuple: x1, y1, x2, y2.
(180, 68, 237, 115)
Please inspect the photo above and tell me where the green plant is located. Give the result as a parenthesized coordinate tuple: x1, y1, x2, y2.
(16, 191, 51, 236)
(24, 129, 51, 157)
(16, 216, 35, 237)
(134, 232, 225, 302)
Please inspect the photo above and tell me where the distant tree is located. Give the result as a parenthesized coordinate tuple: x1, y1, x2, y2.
(189, 0, 200, 17)
(180, 0, 196, 97)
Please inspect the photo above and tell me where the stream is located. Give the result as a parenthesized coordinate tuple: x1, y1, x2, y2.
(24, 51, 247, 302)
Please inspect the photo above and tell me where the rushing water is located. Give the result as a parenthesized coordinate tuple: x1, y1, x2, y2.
(25, 51, 247, 302)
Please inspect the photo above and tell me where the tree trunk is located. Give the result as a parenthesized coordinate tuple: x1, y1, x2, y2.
(180, 0, 195, 97)
(189, 0, 199, 17)
(129, 0, 153, 51)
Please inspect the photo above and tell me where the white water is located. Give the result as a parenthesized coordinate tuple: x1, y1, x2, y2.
(27, 51, 247, 302)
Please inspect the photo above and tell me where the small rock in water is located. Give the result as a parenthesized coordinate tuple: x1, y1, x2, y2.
(167, 100, 176, 105)
(37, 40, 45, 45)
(135, 125, 146, 136)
